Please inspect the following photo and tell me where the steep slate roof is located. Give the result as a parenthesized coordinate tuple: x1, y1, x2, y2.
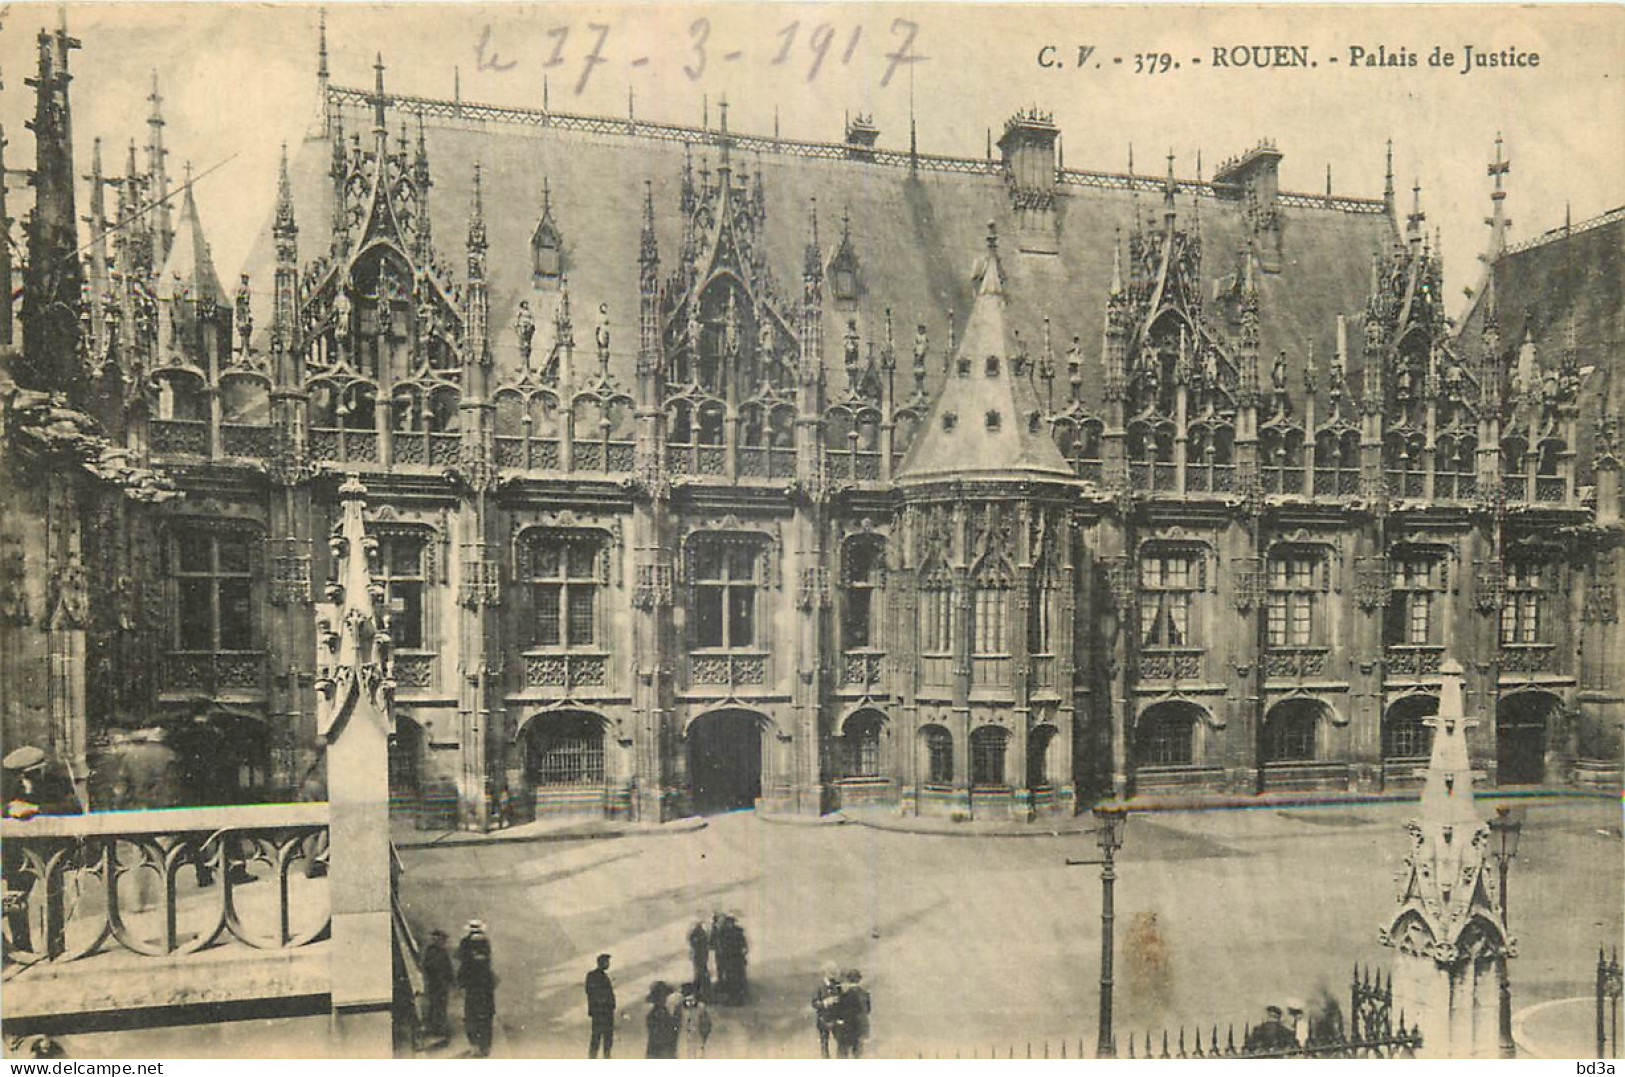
(897, 226, 1073, 483)
(242, 88, 1398, 416)
(1457, 207, 1625, 478)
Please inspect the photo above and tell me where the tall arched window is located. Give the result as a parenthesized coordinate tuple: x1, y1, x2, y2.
(970, 554, 1013, 656)
(1266, 548, 1325, 647)
(1383, 695, 1437, 760)
(846, 711, 885, 779)
(690, 535, 764, 650)
(375, 532, 429, 651)
(842, 538, 885, 651)
(969, 727, 1010, 788)
(523, 530, 606, 650)
(921, 725, 953, 785)
(1136, 702, 1200, 767)
(918, 562, 954, 655)
(1264, 700, 1322, 763)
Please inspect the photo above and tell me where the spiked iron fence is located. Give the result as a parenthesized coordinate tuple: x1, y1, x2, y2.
(1122, 963, 1421, 1060)
(892, 963, 1421, 1060)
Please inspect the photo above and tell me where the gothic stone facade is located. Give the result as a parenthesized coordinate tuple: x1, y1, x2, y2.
(3, 37, 1622, 829)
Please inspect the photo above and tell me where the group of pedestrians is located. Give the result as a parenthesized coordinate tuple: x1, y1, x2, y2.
(417, 921, 497, 1057)
(688, 912, 749, 1005)
(811, 966, 873, 1058)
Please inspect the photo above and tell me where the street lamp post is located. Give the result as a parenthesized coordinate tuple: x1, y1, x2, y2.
(1093, 804, 1128, 1059)
(1488, 805, 1524, 1059)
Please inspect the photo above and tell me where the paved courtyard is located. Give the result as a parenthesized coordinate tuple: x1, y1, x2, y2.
(393, 795, 1622, 1059)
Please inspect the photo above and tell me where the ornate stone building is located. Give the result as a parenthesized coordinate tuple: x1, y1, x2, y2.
(2, 25, 1620, 830)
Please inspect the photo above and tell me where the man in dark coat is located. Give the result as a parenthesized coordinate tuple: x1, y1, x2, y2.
(832, 969, 871, 1058)
(811, 966, 843, 1058)
(585, 953, 617, 1058)
(421, 929, 454, 1047)
(457, 921, 497, 1057)
(1244, 1005, 1298, 1055)
(644, 981, 678, 1058)
(713, 915, 748, 1004)
(687, 921, 711, 999)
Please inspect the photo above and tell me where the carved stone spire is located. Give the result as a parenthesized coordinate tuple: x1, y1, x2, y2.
(1381, 661, 1510, 1058)
(1485, 134, 1512, 259)
(274, 143, 298, 259)
(467, 162, 487, 278)
(83, 137, 110, 359)
(370, 53, 390, 138)
(20, 19, 85, 398)
(147, 71, 174, 269)
(1383, 139, 1395, 217)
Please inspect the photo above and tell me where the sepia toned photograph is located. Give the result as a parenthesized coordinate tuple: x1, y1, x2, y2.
(0, 1, 1621, 1061)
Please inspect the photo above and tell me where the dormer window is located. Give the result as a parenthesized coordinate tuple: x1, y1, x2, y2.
(830, 264, 858, 303)
(531, 179, 564, 286)
(957, 358, 972, 377)
(1027, 411, 1042, 434)
(985, 356, 1000, 378)
(942, 411, 958, 432)
(827, 210, 861, 305)
(533, 237, 562, 282)
(985, 410, 1002, 432)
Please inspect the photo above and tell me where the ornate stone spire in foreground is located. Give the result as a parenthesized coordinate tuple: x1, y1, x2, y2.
(1380, 659, 1511, 1058)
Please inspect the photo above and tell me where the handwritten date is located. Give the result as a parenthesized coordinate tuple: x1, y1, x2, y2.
(476, 17, 927, 95)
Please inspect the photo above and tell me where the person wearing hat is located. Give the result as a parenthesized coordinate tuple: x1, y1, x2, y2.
(457, 921, 497, 1057)
(3, 745, 81, 820)
(1245, 1004, 1296, 1054)
(585, 953, 617, 1058)
(1284, 999, 1309, 1048)
(832, 969, 872, 1058)
(811, 965, 844, 1058)
(644, 981, 678, 1059)
(676, 981, 712, 1059)
(420, 928, 455, 1048)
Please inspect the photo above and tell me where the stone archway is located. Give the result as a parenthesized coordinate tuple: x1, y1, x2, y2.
(1498, 691, 1561, 785)
(388, 715, 426, 818)
(687, 709, 767, 814)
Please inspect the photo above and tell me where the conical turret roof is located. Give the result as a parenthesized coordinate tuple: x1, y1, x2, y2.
(896, 225, 1073, 485)
(156, 174, 225, 305)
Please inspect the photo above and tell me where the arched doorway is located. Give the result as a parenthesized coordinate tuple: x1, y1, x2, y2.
(169, 711, 272, 805)
(523, 710, 609, 818)
(687, 710, 764, 813)
(389, 716, 426, 818)
(1498, 691, 1559, 785)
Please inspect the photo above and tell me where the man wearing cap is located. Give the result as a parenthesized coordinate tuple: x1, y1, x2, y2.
(421, 927, 454, 1048)
(457, 920, 497, 1057)
(3, 746, 81, 820)
(585, 953, 617, 1058)
(1285, 999, 1309, 1048)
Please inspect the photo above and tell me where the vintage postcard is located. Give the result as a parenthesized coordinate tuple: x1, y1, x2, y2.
(1, 1, 1621, 1062)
